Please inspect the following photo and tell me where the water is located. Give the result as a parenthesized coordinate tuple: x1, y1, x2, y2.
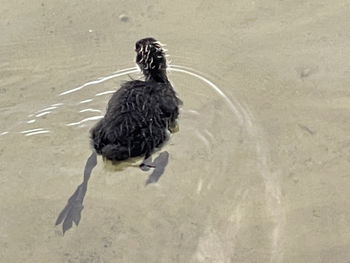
(1, 1, 350, 262)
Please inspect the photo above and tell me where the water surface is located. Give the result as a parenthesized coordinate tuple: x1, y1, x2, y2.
(1, 1, 350, 262)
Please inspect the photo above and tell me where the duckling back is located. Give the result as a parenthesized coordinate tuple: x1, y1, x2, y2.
(90, 79, 181, 161)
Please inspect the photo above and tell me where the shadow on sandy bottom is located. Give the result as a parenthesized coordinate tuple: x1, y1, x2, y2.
(55, 151, 169, 234)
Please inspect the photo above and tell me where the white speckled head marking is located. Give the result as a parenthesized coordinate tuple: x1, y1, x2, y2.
(135, 37, 168, 82)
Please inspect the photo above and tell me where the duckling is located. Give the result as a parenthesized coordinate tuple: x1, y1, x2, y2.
(90, 37, 181, 164)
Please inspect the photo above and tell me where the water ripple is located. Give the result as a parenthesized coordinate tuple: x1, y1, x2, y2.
(35, 111, 52, 117)
(25, 130, 51, 137)
(0, 131, 9, 136)
(79, 99, 94, 104)
(79, 109, 102, 113)
(59, 67, 139, 96)
(169, 65, 244, 125)
(66, 115, 104, 126)
(36, 106, 57, 113)
(95, 90, 116, 96)
(20, 128, 45, 134)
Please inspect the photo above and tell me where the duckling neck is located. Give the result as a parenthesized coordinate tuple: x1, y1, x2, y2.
(144, 69, 169, 83)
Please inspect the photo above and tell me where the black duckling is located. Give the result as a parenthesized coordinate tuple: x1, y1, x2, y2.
(90, 37, 181, 163)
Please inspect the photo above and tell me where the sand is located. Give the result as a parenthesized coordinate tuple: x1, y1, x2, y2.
(0, 0, 349, 262)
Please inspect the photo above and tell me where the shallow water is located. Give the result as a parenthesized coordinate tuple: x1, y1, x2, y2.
(1, 0, 350, 262)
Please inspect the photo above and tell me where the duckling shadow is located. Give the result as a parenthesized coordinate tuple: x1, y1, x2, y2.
(141, 151, 169, 185)
(55, 151, 97, 234)
(55, 151, 169, 234)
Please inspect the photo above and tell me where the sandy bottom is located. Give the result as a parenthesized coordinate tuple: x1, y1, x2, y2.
(1, 0, 350, 262)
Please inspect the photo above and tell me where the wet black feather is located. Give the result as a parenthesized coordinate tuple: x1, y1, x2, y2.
(90, 38, 181, 161)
